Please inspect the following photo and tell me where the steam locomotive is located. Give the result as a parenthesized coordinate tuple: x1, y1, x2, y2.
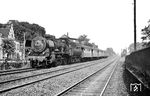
(25, 35, 108, 68)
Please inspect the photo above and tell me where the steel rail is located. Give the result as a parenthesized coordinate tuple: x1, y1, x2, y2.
(99, 57, 120, 96)
(0, 68, 36, 76)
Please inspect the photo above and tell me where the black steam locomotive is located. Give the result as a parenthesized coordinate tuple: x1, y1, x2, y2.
(25, 35, 108, 68)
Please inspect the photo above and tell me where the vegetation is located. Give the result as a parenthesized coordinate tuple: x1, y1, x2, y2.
(6, 20, 46, 42)
(141, 20, 150, 47)
(106, 48, 115, 55)
(1, 39, 16, 62)
(78, 34, 98, 48)
(45, 34, 56, 40)
(128, 42, 145, 53)
(19, 21, 46, 37)
(78, 34, 90, 44)
(121, 49, 127, 57)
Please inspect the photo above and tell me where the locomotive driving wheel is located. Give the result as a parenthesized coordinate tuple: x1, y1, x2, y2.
(46, 60, 52, 68)
(55, 58, 62, 66)
(30, 60, 37, 68)
(62, 57, 67, 65)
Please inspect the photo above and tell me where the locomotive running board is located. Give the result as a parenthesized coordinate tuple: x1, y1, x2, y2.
(125, 63, 150, 89)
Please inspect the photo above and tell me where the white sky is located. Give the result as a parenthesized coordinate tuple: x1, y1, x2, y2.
(0, 0, 149, 53)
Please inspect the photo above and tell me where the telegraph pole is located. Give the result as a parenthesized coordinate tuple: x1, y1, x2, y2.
(23, 32, 25, 64)
(134, 0, 136, 51)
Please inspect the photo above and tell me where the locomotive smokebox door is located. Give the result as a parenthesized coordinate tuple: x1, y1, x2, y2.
(32, 36, 46, 52)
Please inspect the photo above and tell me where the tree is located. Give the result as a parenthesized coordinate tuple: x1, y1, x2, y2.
(128, 42, 145, 53)
(19, 22, 46, 37)
(1, 39, 16, 69)
(141, 26, 150, 40)
(8, 20, 46, 42)
(45, 34, 56, 40)
(2, 39, 16, 60)
(121, 49, 127, 57)
(0, 23, 5, 28)
(106, 48, 115, 55)
(77, 34, 99, 48)
(141, 20, 150, 47)
(91, 42, 98, 48)
(78, 34, 90, 44)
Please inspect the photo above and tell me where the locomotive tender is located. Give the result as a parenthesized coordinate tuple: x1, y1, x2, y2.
(25, 35, 107, 68)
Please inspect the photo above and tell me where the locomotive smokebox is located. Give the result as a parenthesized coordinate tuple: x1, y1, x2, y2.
(32, 36, 46, 52)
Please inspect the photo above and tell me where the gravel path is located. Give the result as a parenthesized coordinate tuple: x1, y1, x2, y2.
(0, 57, 115, 96)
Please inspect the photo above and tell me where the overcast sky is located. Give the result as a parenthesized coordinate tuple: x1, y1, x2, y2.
(0, 0, 149, 53)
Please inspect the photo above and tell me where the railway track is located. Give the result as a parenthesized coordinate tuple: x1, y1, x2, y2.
(0, 57, 116, 94)
(56, 57, 119, 96)
(0, 57, 110, 76)
(0, 68, 36, 76)
(99, 57, 119, 96)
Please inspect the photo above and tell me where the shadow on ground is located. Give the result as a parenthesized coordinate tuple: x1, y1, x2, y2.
(122, 63, 150, 96)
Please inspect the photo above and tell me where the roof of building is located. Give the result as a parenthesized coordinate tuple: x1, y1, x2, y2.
(0, 28, 10, 38)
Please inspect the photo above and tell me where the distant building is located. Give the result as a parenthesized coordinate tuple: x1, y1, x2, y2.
(0, 23, 22, 60)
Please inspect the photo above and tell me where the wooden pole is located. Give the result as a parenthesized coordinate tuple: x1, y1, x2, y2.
(134, 0, 136, 51)
(23, 32, 25, 64)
